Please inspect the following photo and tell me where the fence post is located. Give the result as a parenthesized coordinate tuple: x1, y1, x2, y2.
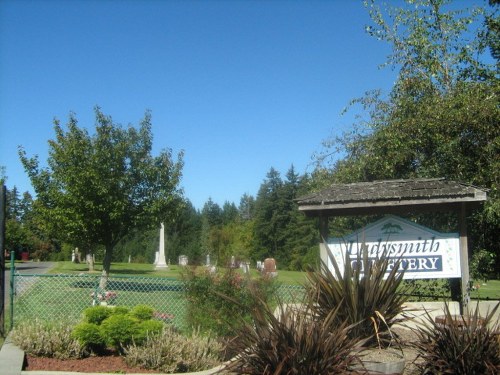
(9, 251, 15, 329)
(0, 184, 5, 336)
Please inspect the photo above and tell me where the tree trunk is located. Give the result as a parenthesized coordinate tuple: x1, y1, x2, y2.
(99, 245, 113, 289)
(86, 253, 94, 272)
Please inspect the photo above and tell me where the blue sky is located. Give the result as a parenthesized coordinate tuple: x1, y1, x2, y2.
(0, 0, 415, 210)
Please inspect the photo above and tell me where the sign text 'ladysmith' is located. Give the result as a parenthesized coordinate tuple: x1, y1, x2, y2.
(327, 215, 460, 279)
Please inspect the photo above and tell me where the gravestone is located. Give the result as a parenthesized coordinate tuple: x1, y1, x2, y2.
(179, 255, 188, 266)
(263, 258, 277, 277)
(241, 262, 250, 274)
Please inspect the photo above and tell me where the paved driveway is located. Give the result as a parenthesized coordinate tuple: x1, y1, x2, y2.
(3, 261, 55, 307)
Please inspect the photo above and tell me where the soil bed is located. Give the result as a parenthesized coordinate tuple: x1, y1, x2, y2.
(24, 353, 162, 373)
(23, 328, 422, 374)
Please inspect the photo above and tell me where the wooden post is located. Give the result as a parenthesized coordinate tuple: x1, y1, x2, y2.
(459, 203, 470, 315)
(0, 185, 6, 336)
(319, 215, 329, 267)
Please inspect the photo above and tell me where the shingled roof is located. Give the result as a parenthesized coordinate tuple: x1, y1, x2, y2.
(296, 178, 488, 217)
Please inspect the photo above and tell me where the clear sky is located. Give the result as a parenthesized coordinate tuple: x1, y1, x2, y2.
(0, 0, 412, 210)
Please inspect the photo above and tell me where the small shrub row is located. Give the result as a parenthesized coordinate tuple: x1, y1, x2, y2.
(72, 304, 163, 353)
(11, 303, 223, 374)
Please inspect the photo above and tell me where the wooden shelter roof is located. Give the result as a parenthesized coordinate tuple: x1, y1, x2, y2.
(296, 178, 488, 217)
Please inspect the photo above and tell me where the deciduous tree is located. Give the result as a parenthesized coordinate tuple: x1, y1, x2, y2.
(19, 107, 184, 280)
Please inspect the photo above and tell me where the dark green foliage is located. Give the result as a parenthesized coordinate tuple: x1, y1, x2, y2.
(413, 302, 500, 374)
(71, 322, 105, 353)
(470, 249, 497, 283)
(316, 0, 500, 275)
(183, 267, 276, 337)
(100, 314, 140, 351)
(252, 166, 318, 269)
(129, 304, 154, 321)
(225, 296, 364, 375)
(80, 304, 163, 352)
(402, 279, 451, 301)
(111, 306, 130, 315)
(305, 249, 413, 346)
(18, 107, 184, 275)
(83, 306, 113, 325)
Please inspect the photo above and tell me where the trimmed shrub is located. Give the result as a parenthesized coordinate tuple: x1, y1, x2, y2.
(83, 305, 113, 325)
(100, 314, 140, 351)
(125, 326, 223, 373)
(11, 319, 85, 359)
(110, 306, 130, 315)
(129, 304, 154, 321)
(71, 322, 105, 353)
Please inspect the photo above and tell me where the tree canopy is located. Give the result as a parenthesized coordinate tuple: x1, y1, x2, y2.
(19, 107, 184, 276)
(316, 0, 499, 268)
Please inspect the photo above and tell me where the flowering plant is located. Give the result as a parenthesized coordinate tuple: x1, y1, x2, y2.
(90, 290, 118, 305)
(153, 311, 175, 322)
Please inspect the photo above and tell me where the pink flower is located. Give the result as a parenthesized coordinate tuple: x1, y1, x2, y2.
(154, 311, 175, 322)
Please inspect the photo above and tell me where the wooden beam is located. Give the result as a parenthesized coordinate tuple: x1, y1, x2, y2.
(319, 215, 329, 267)
(459, 202, 470, 315)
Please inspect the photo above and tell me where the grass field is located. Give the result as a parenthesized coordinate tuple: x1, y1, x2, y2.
(12, 272, 188, 329)
(48, 261, 499, 300)
(6, 261, 498, 331)
(9, 262, 306, 330)
(49, 261, 310, 285)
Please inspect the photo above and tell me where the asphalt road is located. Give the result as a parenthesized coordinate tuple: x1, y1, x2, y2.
(2, 261, 55, 307)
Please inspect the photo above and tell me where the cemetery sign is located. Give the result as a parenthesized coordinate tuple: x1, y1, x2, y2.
(327, 215, 460, 279)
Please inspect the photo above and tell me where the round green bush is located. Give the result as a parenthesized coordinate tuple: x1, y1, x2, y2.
(100, 314, 140, 350)
(71, 322, 105, 352)
(83, 306, 113, 325)
(129, 304, 154, 321)
(109, 306, 130, 316)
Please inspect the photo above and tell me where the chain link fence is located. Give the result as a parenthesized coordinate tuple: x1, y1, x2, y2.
(11, 273, 305, 329)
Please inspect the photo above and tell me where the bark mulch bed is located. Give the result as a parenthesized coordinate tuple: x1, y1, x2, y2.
(23, 328, 423, 374)
(24, 353, 162, 373)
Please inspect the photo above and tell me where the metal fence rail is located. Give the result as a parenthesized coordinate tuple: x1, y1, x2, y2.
(12, 273, 305, 329)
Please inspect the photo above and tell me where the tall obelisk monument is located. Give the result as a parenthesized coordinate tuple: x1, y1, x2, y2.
(156, 223, 168, 269)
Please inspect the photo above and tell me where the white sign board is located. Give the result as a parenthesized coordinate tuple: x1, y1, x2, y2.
(327, 215, 460, 279)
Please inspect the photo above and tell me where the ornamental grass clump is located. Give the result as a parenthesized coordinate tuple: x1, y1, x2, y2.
(11, 319, 85, 359)
(412, 302, 500, 374)
(224, 295, 365, 375)
(306, 248, 413, 347)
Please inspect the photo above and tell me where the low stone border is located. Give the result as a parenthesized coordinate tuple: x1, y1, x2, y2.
(0, 333, 25, 375)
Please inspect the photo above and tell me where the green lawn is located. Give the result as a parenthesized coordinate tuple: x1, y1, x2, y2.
(47, 261, 500, 300)
(470, 279, 500, 301)
(49, 261, 182, 278)
(49, 261, 309, 284)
